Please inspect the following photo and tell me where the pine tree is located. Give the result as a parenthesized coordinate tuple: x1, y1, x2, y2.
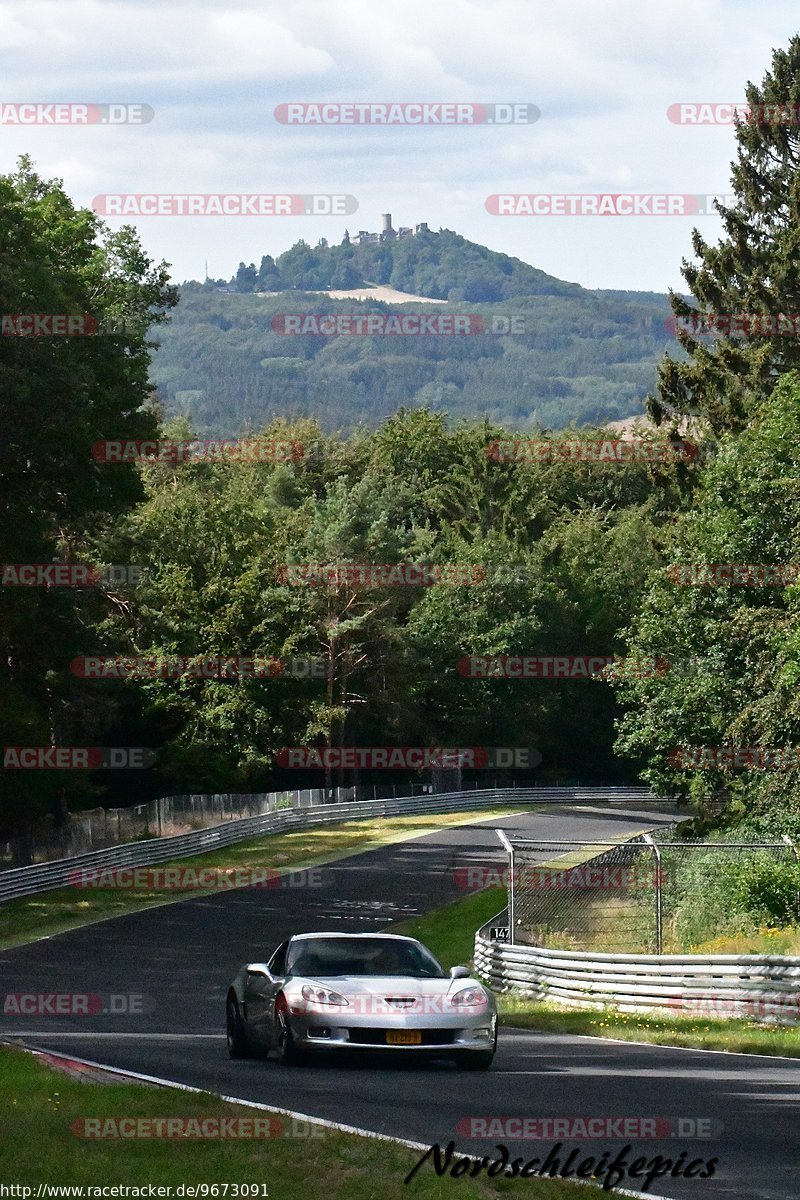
(650, 36, 800, 435)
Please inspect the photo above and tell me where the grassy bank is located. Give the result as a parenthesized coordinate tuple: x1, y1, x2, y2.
(498, 996, 800, 1057)
(392, 885, 507, 968)
(0, 1044, 599, 1198)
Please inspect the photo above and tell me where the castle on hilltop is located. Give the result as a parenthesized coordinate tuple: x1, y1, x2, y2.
(343, 214, 429, 246)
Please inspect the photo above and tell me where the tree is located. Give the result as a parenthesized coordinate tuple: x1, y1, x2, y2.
(256, 255, 283, 291)
(0, 157, 177, 836)
(330, 262, 361, 289)
(277, 241, 322, 290)
(650, 37, 800, 436)
(235, 262, 257, 292)
(616, 372, 800, 819)
(285, 473, 421, 796)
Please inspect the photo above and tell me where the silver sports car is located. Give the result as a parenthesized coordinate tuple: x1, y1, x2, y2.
(225, 931, 497, 1069)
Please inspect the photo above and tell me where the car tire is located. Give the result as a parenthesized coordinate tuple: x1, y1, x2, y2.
(226, 995, 250, 1059)
(275, 997, 302, 1066)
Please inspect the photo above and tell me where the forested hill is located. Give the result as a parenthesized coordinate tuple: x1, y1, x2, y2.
(149, 228, 677, 436)
(223, 227, 584, 300)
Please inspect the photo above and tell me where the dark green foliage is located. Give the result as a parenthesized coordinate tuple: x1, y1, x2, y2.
(614, 372, 800, 824)
(652, 36, 800, 435)
(151, 283, 673, 436)
(0, 157, 177, 836)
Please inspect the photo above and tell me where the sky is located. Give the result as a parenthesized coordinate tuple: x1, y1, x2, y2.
(1, 0, 797, 293)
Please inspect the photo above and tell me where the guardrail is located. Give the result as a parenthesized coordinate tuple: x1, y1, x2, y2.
(474, 912, 800, 1019)
(0, 785, 656, 903)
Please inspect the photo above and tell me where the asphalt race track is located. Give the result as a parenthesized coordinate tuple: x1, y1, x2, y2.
(2, 802, 799, 1199)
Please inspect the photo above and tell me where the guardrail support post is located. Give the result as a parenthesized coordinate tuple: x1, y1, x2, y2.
(496, 828, 515, 945)
(643, 833, 662, 954)
(783, 834, 800, 923)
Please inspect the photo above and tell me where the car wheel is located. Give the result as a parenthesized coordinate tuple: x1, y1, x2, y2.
(226, 994, 250, 1059)
(275, 997, 302, 1066)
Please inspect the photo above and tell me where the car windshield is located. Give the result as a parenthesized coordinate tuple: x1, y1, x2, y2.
(286, 937, 446, 979)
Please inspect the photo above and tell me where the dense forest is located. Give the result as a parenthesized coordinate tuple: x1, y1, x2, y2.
(5, 37, 800, 857)
(150, 278, 674, 436)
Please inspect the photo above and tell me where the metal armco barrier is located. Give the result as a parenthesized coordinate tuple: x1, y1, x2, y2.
(0, 786, 655, 902)
(474, 916, 800, 1019)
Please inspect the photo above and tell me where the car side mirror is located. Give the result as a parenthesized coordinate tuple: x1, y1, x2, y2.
(245, 963, 271, 978)
(450, 965, 471, 979)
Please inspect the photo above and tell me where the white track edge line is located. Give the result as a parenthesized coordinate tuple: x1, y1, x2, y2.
(3, 1038, 681, 1199)
(503, 1026, 800, 1064)
(11, 1024, 800, 1064)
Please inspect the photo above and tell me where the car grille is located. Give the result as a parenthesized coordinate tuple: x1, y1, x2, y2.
(346, 1028, 456, 1046)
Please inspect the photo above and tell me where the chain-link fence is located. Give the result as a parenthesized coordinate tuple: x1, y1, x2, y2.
(503, 832, 800, 953)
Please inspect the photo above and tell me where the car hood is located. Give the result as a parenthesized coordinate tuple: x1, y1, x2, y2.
(293, 974, 481, 997)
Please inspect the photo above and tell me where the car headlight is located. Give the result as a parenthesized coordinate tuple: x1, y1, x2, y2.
(450, 986, 487, 1007)
(301, 984, 349, 1006)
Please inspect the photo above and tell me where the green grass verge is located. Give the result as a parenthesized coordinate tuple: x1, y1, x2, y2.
(392, 886, 508, 968)
(392, 889, 800, 1057)
(0, 1044, 597, 1198)
(498, 996, 800, 1057)
(0, 807, 525, 950)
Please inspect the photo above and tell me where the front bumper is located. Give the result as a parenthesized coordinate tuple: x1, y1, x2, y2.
(287, 1005, 496, 1053)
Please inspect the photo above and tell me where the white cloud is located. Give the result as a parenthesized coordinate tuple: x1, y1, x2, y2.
(0, 0, 798, 289)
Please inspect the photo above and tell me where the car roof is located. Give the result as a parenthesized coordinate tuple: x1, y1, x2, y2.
(288, 931, 420, 944)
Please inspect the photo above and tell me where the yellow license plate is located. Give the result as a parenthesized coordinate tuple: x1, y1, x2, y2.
(386, 1030, 422, 1045)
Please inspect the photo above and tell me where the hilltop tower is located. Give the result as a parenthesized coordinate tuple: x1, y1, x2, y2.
(345, 215, 426, 244)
